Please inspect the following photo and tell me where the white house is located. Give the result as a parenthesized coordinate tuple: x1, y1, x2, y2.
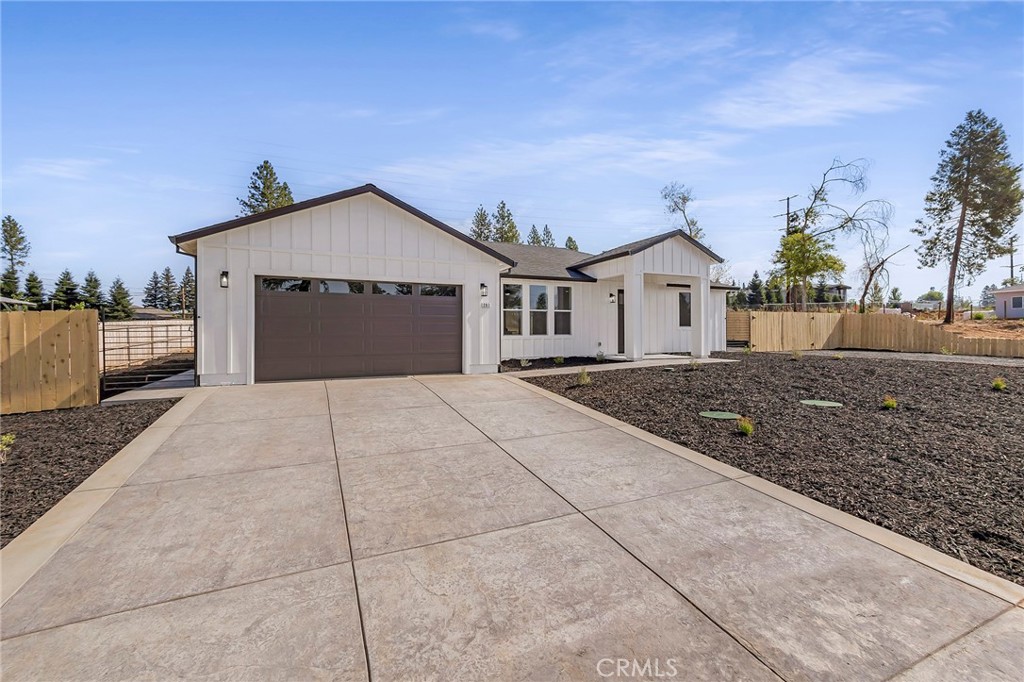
(169, 184, 730, 385)
(993, 284, 1024, 319)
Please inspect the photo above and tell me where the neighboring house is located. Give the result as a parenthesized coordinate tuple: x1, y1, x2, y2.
(993, 284, 1024, 319)
(169, 184, 728, 385)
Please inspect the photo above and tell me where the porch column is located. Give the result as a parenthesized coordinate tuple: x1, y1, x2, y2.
(623, 256, 645, 360)
(691, 276, 710, 358)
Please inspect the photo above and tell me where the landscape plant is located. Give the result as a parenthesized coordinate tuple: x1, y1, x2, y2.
(736, 417, 755, 437)
(992, 377, 1007, 391)
(553, 356, 564, 365)
(882, 395, 898, 410)
(576, 367, 591, 386)
(0, 432, 13, 464)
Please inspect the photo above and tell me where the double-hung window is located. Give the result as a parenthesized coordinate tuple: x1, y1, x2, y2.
(529, 285, 548, 335)
(1012, 296, 1023, 309)
(503, 284, 523, 335)
(679, 292, 692, 327)
(555, 286, 572, 335)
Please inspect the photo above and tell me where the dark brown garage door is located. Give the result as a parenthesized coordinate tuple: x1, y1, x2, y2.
(255, 277, 462, 381)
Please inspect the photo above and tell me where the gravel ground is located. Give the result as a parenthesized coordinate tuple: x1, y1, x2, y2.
(1, 400, 178, 547)
(526, 352, 1024, 584)
(499, 356, 597, 373)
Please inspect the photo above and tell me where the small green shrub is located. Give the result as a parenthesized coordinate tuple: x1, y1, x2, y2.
(940, 346, 956, 356)
(0, 432, 14, 464)
(553, 356, 565, 365)
(742, 345, 753, 355)
(595, 350, 605, 363)
(832, 353, 844, 360)
(992, 377, 1008, 392)
(736, 417, 755, 437)
(881, 395, 898, 410)
(790, 350, 803, 361)
(972, 312, 985, 320)
(519, 358, 532, 368)
(689, 360, 701, 371)
(576, 367, 592, 386)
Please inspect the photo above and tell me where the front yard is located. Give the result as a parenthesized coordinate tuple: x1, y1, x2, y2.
(526, 352, 1024, 584)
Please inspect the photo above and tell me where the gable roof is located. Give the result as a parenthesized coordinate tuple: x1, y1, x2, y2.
(995, 284, 1024, 294)
(168, 184, 515, 266)
(570, 228, 724, 269)
(483, 242, 596, 281)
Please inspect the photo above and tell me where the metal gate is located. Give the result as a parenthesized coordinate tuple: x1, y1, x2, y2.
(100, 314, 196, 396)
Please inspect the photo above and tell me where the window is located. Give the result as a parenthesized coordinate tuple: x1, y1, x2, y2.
(420, 284, 457, 297)
(1012, 296, 1023, 309)
(261, 278, 310, 292)
(530, 285, 548, 335)
(555, 286, 572, 335)
(679, 292, 692, 327)
(321, 280, 364, 294)
(503, 284, 522, 335)
(372, 282, 413, 295)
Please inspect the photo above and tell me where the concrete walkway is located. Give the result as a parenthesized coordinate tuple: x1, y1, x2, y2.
(801, 349, 1024, 367)
(1, 375, 1021, 680)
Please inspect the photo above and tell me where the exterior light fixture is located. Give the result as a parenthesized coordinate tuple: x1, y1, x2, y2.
(609, 292, 616, 304)
(480, 283, 488, 297)
(220, 271, 229, 288)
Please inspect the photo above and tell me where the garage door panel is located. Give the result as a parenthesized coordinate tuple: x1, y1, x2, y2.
(256, 280, 462, 381)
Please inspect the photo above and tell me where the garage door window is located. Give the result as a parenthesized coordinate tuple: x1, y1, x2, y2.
(503, 284, 522, 335)
(321, 280, 364, 294)
(420, 284, 457, 296)
(373, 283, 413, 295)
(261, 278, 310, 292)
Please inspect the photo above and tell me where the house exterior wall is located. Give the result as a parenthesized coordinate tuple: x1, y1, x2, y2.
(709, 290, 727, 351)
(194, 193, 505, 385)
(994, 290, 1024, 319)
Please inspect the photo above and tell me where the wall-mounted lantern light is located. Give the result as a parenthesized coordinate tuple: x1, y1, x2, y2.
(480, 283, 488, 297)
(220, 271, 229, 288)
(608, 292, 616, 304)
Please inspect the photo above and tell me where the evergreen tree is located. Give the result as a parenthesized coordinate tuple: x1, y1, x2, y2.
(491, 201, 521, 243)
(23, 271, 45, 306)
(541, 225, 556, 247)
(746, 270, 765, 306)
(1, 215, 30, 298)
(813, 276, 828, 303)
(180, 266, 196, 313)
(913, 110, 1023, 323)
(527, 225, 543, 245)
(237, 160, 294, 216)
(160, 267, 179, 311)
(142, 271, 162, 308)
(868, 281, 885, 309)
(565, 236, 579, 251)
(49, 270, 80, 309)
(469, 206, 493, 241)
(887, 287, 903, 308)
(106, 278, 135, 320)
(979, 284, 996, 308)
(81, 271, 106, 309)
(732, 289, 748, 309)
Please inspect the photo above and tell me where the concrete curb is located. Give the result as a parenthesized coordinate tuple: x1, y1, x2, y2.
(0, 389, 213, 606)
(502, 375, 1024, 606)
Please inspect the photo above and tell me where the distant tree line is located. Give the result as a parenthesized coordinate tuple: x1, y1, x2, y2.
(469, 202, 579, 251)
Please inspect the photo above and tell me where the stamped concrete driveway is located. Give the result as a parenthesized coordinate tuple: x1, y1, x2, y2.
(1, 375, 1021, 681)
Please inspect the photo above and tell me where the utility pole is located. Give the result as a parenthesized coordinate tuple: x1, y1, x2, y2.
(773, 195, 799, 233)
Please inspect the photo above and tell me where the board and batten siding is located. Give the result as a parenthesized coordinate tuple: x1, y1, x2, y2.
(195, 193, 506, 385)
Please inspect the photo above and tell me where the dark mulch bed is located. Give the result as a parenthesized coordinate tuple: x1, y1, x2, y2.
(499, 356, 597, 372)
(102, 353, 194, 398)
(526, 353, 1024, 584)
(1, 399, 178, 547)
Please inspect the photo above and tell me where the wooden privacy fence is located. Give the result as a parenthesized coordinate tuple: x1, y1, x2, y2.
(732, 311, 1024, 359)
(101, 319, 194, 369)
(1, 310, 100, 414)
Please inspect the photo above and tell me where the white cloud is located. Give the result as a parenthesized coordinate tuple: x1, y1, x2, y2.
(708, 49, 931, 129)
(460, 20, 521, 42)
(18, 157, 110, 180)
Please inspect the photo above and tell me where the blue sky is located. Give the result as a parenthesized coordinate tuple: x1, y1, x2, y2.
(3, 1, 1022, 303)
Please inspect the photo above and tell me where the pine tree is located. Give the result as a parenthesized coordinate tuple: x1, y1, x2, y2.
(527, 225, 543, 245)
(81, 271, 106, 309)
(868, 281, 885, 309)
(49, 270, 80, 309)
(237, 160, 294, 216)
(469, 206, 493, 241)
(106, 278, 135, 320)
(142, 271, 162, 308)
(565, 236, 579, 251)
(541, 225, 556, 247)
(23, 271, 45, 306)
(746, 270, 765, 306)
(814, 276, 828, 303)
(491, 201, 521, 243)
(180, 266, 196, 313)
(160, 267, 179, 311)
(887, 287, 903, 308)
(913, 110, 1024, 323)
(1, 215, 30, 298)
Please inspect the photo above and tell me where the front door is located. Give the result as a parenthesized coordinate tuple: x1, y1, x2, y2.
(617, 289, 624, 354)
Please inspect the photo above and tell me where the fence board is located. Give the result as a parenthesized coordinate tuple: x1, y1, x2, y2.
(1, 310, 100, 414)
